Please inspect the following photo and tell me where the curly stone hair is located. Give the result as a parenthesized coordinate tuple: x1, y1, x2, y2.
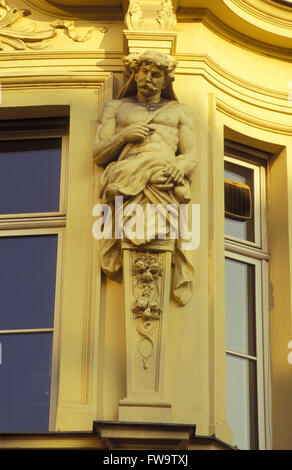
(119, 50, 178, 100)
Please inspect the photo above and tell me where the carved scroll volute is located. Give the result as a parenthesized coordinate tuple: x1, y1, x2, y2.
(125, 0, 177, 32)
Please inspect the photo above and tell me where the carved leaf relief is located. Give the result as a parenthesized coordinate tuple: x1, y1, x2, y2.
(156, 0, 177, 31)
(0, 1, 108, 51)
(132, 252, 163, 369)
(0, 3, 55, 50)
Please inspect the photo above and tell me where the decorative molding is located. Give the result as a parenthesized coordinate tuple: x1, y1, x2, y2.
(44, 0, 120, 5)
(225, 238, 270, 261)
(266, 0, 292, 11)
(93, 421, 196, 450)
(0, 69, 113, 92)
(124, 29, 177, 55)
(227, 0, 292, 28)
(0, 50, 124, 61)
(177, 7, 292, 62)
(175, 54, 292, 115)
(0, 215, 66, 230)
(0, 48, 290, 120)
(125, 0, 177, 32)
(24, 0, 124, 20)
(216, 97, 292, 135)
(176, 53, 287, 100)
(0, 1, 107, 51)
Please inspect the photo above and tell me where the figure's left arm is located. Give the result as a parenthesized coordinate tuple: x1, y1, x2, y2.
(176, 104, 197, 176)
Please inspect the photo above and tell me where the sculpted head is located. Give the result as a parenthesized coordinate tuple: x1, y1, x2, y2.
(131, 51, 176, 83)
(119, 50, 177, 100)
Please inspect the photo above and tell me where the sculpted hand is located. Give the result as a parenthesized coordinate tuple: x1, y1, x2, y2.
(165, 164, 184, 184)
(149, 169, 170, 185)
(121, 123, 151, 143)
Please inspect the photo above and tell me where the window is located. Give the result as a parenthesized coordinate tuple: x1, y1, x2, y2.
(0, 115, 68, 432)
(224, 144, 270, 449)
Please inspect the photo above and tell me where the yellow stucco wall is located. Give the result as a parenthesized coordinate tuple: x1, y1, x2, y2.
(0, 0, 291, 450)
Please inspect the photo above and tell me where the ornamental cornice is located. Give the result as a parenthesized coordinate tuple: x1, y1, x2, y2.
(0, 68, 113, 93)
(178, 1, 292, 58)
(16, 0, 292, 60)
(177, 7, 292, 61)
(223, 0, 292, 30)
(0, 52, 290, 117)
(23, 0, 125, 20)
(216, 97, 292, 136)
(266, 0, 292, 12)
(175, 54, 290, 110)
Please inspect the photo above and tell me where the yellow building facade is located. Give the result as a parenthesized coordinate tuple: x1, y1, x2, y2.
(0, 0, 291, 451)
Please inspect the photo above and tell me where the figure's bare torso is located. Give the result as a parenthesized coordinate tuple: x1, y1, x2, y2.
(116, 98, 181, 156)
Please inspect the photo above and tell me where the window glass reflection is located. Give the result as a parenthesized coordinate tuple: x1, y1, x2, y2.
(225, 258, 256, 356)
(0, 139, 62, 214)
(0, 235, 58, 330)
(224, 161, 254, 242)
(226, 354, 258, 450)
(0, 333, 53, 432)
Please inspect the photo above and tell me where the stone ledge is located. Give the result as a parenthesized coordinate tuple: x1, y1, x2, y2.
(0, 427, 236, 450)
(93, 421, 196, 450)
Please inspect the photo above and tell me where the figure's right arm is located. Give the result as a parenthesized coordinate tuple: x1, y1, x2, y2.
(93, 100, 125, 166)
(93, 99, 153, 165)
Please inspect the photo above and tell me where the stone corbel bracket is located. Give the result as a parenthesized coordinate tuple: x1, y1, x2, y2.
(124, 0, 177, 55)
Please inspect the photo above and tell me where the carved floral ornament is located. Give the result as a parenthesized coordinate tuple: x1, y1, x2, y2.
(0, 0, 107, 51)
(132, 252, 163, 369)
(132, 253, 163, 322)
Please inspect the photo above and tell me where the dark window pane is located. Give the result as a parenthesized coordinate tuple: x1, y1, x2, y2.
(225, 258, 256, 356)
(0, 236, 58, 330)
(226, 354, 258, 450)
(224, 161, 255, 242)
(0, 333, 53, 432)
(0, 139, 61, 214)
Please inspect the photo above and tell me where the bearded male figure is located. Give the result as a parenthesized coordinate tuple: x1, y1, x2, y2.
(93, 50, 198, 305)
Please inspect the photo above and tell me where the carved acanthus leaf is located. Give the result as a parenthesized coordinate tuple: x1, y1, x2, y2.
(125, 1, 144, 30)
(51, 20, 108, 42)
(125, 0, 177, 32)
(0, 3, 55, 50)
(0, 1, 108, 51)
(156, 0, 177, 31)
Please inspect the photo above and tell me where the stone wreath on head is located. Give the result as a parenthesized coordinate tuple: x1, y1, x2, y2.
(118, 50, 178, 100)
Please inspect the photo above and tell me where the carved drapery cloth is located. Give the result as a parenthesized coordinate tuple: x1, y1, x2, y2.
(98, 100, 195, 307)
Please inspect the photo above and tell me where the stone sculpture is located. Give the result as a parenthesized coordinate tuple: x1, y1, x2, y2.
(93, 50, 198, 417)
(93, 50, 197, 306)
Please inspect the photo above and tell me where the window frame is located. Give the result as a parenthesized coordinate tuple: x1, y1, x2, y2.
(224, 152, 271, 450)
(0, 128, 68, 432)
(224, 155, 262, 248)
(0, 131, 69, 221)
